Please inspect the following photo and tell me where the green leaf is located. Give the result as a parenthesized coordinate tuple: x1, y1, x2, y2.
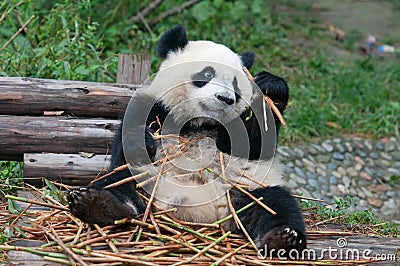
(191, 1, 216, 23)
(45, 179, 59, 193)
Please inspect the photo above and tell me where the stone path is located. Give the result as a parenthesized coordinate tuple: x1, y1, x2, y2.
(278, 136, 400, 222)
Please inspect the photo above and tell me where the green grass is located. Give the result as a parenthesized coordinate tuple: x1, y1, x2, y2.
(0, 161, 23, 196)
(1, 0, 398, 144)
(300, 196, 399, 237)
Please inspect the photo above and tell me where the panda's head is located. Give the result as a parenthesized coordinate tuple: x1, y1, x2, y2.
(149, 26, 256, 126)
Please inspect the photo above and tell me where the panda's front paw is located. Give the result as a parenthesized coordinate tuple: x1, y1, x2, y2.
(68, 187, 136, 226)
(258, 226, 306, 257)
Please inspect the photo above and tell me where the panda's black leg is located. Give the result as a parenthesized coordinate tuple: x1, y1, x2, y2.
(68, 170, 146, 226)
(230, 186, 306, 256)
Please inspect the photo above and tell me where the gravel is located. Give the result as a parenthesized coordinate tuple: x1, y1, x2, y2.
(277, 136, 400, 222)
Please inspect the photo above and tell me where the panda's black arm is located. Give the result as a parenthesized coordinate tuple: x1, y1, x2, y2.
(217, 71, 289, 160)
(253, 71, 289, 131)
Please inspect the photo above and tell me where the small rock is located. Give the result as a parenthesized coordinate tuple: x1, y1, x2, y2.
(391, 152, 400, 161)
(327, 163, 338, 171)
(361, 187, 373, 198)
(329, 176, 337, 184)
(288, 179, 298, 189)
(359, 199, 368, 207)
(332, 171, 342, 178)
(303, 158, 314, 167)
(375, 141, 385, 151)
(338, 167, 347, 176)
(357, 189, 366, 198)
(344, 153, 354, 161)
(308, 146, 318, 155)
(364, 140, 373, 150)
(306, 172, 316, 180)
(364, 167, 374, 176)
(318, 155, 331, 163)
(369, 184, 389, 193)
(311, 143, 326, 153)
(277, 147, 290, 157)
(360, 172, 372, 180)
(347, 167, 358, 177)
(329, 185, 339, 195)
(379, 159, 390, 166)
(318, 163, 327, 170)
(338, 184, 349, 194)
(294, 167, 307, 179)
(316, 168, 326, 176)
(333, 152, 344, 160)
(384, 142, 396, 152)
(290, 173, 306, 184)
(322, 142, 334, 152)
(386, 190, 398, 198)
(357, 151, 367, 158)
(286, 161, 294, 168)
(295, 159, 304, 167)
(309, 179, 319, 188)
(333, 138, 341, 143)
(354, 156, 365, 165)
(355, 163, 363, 171)
(343, 176, 351, 187)
(336, 143, 345, 153)
(369, 152, 379, 160)
(344, 142, 354, 152)
(294, 147, 305, 158)
(367, 197, 383, 208)
(388, 167, 400, 175)
(380, 152, 392, 161)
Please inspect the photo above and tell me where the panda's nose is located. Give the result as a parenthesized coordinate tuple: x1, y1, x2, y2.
(216, 93, 235, 105)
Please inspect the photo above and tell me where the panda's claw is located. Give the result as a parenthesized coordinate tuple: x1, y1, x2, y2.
(260, 226, 306, 256)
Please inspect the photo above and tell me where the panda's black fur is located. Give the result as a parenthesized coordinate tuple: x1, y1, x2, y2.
(69, 26, 306, 255)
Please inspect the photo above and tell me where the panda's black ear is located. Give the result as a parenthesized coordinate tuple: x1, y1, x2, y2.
(156, 26, 189, 59)
(240, 51, 255, 69)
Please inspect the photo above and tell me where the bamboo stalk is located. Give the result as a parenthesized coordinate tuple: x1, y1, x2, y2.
(5, 195, 69, 211)
(104, 171, 150, 189)
(89, 163, 130, 185)
(43, 225, 89, 266)
(171, 231, 231, 266)
(213, 197, 263, 225)
(227, 191, 257, 250)
(94, 224, 119, 253)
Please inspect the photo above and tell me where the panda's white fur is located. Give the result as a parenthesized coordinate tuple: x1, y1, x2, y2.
(136, 40, 286, 223)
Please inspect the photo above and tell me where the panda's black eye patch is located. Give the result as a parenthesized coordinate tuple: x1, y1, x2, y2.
(192, 66, 215, 88)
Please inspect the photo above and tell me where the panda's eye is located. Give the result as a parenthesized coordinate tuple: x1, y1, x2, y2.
(192, 66, 216, 88)
(204, 70, 214, 79)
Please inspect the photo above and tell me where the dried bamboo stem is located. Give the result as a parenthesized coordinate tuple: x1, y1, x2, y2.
(93, 224, 118, 253)
(5, 195, 69, 211)
(89, 163, 130, 185)
(44, 224, 89, 266)
(104, 171, 150, 189)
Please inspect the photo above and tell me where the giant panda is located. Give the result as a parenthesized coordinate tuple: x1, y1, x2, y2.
(69, 26, 306, 254)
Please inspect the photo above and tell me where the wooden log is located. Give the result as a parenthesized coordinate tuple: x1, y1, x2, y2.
(23, 153, 111, 186)
(116, 53, 152, 84)
(0, 77, 139, 118)
(0, 115, 120, 161)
